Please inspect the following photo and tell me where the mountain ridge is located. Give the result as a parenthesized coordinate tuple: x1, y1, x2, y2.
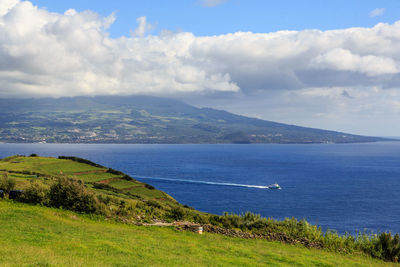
(0, 95, 388, 144)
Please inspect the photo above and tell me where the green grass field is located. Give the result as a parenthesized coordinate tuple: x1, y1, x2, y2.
(0, 156, 99, 175)
(0, 200, 393, 267)
(0, 155, 170, 202)
(1, 155, 398, 266)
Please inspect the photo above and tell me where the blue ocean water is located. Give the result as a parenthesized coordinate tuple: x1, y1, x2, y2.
(1, 142, 399, 234)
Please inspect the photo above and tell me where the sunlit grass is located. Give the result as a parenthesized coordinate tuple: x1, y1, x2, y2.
(108, 178, 142, 189)
(0, 201, 394, 267)
(0, 156, 164, 201)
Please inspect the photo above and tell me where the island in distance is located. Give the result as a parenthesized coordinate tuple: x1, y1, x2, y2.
(0, 95, 389, 144)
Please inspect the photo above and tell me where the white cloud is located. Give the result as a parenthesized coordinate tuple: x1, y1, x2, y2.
(310, 48, 399, 76)
(201, 0, 227, 7)
(0, 1, 400, 100)
(132, 16, 153, 37)
(369, 8, 385, 17)
(0, 0, 18, 16)
(103, 12, 116, 30)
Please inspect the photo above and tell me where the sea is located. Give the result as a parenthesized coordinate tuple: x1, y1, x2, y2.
(1, 142, 399, 235)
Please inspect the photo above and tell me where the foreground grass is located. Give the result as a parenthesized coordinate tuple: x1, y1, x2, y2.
(0, 201, 393, 267)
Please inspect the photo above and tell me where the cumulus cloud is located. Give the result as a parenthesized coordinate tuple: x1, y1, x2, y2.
(1, 1, 400, 99)
(369, 8, 385, 17)
(131, 16, 153, 37)
(310, 48, 398, 76)
(201, 0, 227, 7)
(0, 0, 18, 16)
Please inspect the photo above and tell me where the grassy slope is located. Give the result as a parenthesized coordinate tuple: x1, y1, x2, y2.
(0, 156, 169, 201)
(0, 155, 397, 266)
(0, 201, 393, 267)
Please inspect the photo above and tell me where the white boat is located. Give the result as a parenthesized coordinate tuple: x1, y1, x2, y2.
(267, 183, 281, 190)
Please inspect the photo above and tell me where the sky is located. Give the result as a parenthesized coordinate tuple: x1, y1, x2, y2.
(0, 0, 400, 136)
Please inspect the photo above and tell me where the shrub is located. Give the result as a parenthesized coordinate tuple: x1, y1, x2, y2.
(29, 153, 38, 157)
(97, 194, 112, 205)
(193, 214, 209, 224)
(121, 175, 133, 181)
(374, 233, 400, 262)
(107, 168, 125, 175)
(355, 231, 379, 256)
(209, 215, 224, 226)
(144, 183, 155, 190)
(147, 200, 162, 209)
(0, 173, 16, 194)
(49, 176, 99, 213)
(19, 180, 49, 205)
(169, 206, 185, 221)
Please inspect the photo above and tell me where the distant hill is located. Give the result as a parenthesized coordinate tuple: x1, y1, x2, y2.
(0, 95, 387, 144)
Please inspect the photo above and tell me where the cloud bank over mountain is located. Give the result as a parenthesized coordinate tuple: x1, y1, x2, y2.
(0, 1, 399, 135)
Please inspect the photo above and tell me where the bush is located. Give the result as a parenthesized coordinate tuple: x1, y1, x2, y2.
(144, 183, 155, 190)
(121, 175, 133, 181)
(107, 168, 125, 176)
(49, 176, 99, 213)
(97, 194, 112, 205)
(374, 233, 400, 262)
(147, 200, 162, 209)
(193, 214, 209, 224)
(0, 173, 16, 194)
(29, 153, 38, 157)
(169, 206, 185, 221)
(19, 180, 49, 205)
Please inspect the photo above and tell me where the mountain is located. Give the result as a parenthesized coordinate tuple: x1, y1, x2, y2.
(0, 95, 386, 144)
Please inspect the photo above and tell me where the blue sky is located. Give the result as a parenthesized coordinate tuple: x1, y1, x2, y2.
(1, 0, 400, 136)
(30, 0, 400, 37)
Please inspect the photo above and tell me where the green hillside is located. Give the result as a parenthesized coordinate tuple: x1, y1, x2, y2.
(0, 155, 171, 203)
(0, 96, 387, 144)
(0, 155, 399, 266)
(0, 201, 394, 267)
(0, 154, 199, 225)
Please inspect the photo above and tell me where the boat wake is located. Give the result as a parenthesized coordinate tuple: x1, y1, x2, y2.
(134, 175, 275, 189)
